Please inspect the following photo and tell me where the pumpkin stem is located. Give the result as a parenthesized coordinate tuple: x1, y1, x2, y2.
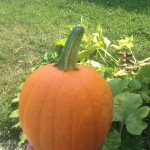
(55, 26, 85, 71)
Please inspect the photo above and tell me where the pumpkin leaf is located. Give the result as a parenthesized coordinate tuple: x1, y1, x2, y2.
(113, 92, 149, 135)
(11, 97, 19, 103)
(117, 36, 134, 51)
(128, 79, 142, 90)
(108, 79, 129, 96)
(78, 50, 92, 59)
(9, 109, 18, 118)
(12, 121, 20, 128)
(101, 67, 114, 79)
(126, 106, 149, 135)
(98, 35, 109, 51)
(43, 52, 51, 62)
(85, 41, 101, 51)
(102, 130, 121, 150)
(140, 92, 150, 102)
(136, 65, 150, 78)
(82, 27, 111, 53)
(97, 23, 102, 33)
(140, 77, 150, 102)
(55, 38, 66, 46)
(121, 135, 145, 150)
(18, 132, 27, 147)
(142, 77, 150, 84)
(18, 82, 24, 91)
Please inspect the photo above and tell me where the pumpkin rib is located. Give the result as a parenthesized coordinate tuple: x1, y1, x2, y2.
(55, 72, 74, 150)
(36, 86, 48, 150)
(66, 75, 74, 150)
(79, 77, 97, 149)
(20, 65, 57, 125)
(20, 73, 47, 138)
(65, 67, 97, 150)
(70, 85, 73, 150)
(52, 79, 57, 150)
(53, 72, 67, 150)
(35, 68, 63, 150)
(84, 81, 106, 149)
(37, 71, 69, 150)
(63, 73, 81, 150)
(67, 73, 74, 150)
(62, 74, 73, 150)
(77, 65, 113, 148)
(22, 84, 45, 150)
(37, 82, 55, 150)
(79, 67, 102, 149)
(20, 66, 59, 149)
(19, 72, 42, 123)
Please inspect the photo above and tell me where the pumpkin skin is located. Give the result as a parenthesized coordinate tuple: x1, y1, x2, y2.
(19, 26, 113, 150)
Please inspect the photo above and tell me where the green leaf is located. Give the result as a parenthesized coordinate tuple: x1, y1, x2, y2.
(100, 67, 114, 79)
(43, 52, 51, 62)
(137, 65, 150, 78)
(18, 132, 27, 147)
(78, 50, 92, 59)
(98, 35, 108, 51)
(128, 79, 142, 90)
(12, 121, 21, 128)
(43, 52, 58, 63)
(102, 130, 121, 150)
(114, 92, 142, 122)
(140, 91, 150, 102)
(55, 38, 66, 46)
(126, 106, 149, 135)
(97, 23, 102, 33)
(83, 28, 111, 52)
(121, 135, 145, 150)
(113, 92, 149, 135)
(85, 41, 100, 51)
(142, 77, 150, 84)
(117, 36, 134, 51)
(11, 97, 19, 103)
(103, 37, 111, 49)
(9, 109, 18, 118)
(126, 119, 147, 135)
(109, 79, 129, 96)
(18, 82, 24, 91)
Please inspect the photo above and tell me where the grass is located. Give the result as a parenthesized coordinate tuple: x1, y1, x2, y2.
(0, 0, 150, 148)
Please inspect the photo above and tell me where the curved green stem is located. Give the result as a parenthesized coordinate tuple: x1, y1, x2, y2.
(55, 26, 85, 71)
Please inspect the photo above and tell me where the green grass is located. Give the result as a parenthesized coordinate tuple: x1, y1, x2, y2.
(0, 0, 150, 148)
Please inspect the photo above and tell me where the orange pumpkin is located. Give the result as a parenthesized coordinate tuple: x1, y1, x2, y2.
(19, 26, 113, 150)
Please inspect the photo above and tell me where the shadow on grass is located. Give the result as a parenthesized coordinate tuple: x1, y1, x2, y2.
(77, 0, 150, 13)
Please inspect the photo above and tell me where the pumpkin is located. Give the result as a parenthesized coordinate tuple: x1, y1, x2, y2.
(19, 26, 113, 150)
